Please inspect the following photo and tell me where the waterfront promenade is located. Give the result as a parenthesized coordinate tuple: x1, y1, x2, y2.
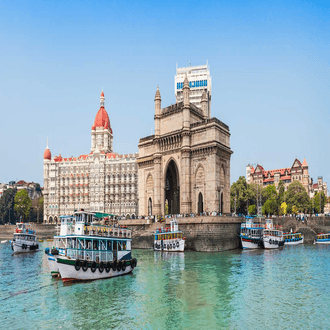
(2, 216, 329, 251)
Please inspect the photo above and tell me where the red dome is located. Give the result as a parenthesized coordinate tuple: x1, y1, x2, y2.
(92, 107, 112, 131)
(44, 148, 51, 160)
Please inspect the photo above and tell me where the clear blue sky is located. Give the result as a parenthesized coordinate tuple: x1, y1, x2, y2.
(0, 0, 329, 188)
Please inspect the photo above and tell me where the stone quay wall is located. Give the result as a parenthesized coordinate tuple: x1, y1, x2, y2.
(2, 216, 328, 250)
(120, 216, 242, 252)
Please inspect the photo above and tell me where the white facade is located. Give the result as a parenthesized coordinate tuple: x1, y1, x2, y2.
(175, 63, 212, 115)
(43, 92, 139, 223)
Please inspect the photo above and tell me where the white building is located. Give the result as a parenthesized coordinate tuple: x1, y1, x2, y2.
(43, 91, 139, 223)
(175, 63, 212, 115)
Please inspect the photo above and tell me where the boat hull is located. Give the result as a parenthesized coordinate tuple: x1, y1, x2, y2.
(314, 240, 330, 244)
(284, 237, 304, 245)
(12, 241, 39, 254)
(57, 258, 134, 282)
(241, 236, 263, 249)
(154, 239, 185, 252)
(263, 236, 284, 249)
(47, 254, 60, 277)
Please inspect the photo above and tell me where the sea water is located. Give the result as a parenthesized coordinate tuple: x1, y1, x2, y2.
(1, 242, 329, 329)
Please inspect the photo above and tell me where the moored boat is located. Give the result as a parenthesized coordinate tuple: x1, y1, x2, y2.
(49, 211, 137, 282)
(11, 223, 39, 254)
(153, 219, 185, 252)
(283, 232, 304, 245)
(45, 215, 75, 277)
(262, 219, 284, 249)
(240, 216, 265, 249)
(314, 233, 330, 244)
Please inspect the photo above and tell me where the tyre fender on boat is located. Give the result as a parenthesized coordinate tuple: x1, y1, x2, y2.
(105, 262, 111, 273)
(82, 260, 88, 272)
(122, 261, 126, 271)
(99, 261, 104, 273)
(176, 241, 179, 248)
(91, 261, 97, 273)
(269, 239, 272, 244)
(117, 261, 122, 272)
(75, 259, 81, 271)
(133, 258, 137, 268)
(112, 260, 117, 271)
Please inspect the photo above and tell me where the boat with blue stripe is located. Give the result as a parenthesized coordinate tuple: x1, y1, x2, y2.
(240, 216, 265, 249)
(283, 231, 304, 245)
(314, 233, 330, 244)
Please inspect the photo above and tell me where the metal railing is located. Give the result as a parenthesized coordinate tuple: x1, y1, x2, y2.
(66, 248, 113, 262)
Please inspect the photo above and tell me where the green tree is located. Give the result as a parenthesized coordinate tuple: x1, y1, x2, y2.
(277, 181, 285, 203)
(0, 188, 17, 224)
(292, 205, 298, 214)
(230, 177, 259, 214)
(285, 181, 310, 214)
(14, 190, 32, 222)
(262, 198, 278, 215)
(313, 192, 327, 213)
(248, 205, 256, 215)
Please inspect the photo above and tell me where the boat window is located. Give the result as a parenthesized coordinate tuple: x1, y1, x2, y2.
(122, 241, 126, 250)
(107, 241, 112, 250)
(118, 242, 122, 251)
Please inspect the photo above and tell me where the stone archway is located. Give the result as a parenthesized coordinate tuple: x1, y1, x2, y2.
(49, 216, 53, 224)
(165, 159, 180, 215)
(198, 192, 203, 214)
(54, 216, 58, 224)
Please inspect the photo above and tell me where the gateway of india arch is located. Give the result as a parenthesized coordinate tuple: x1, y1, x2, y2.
(138, 69, 233, 216)
(43, 64, 233, 221)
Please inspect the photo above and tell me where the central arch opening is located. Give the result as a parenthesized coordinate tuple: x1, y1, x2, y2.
(148, 197, 152, 216)
(198, 192, 203, 214)
(165, 160, 180, 215)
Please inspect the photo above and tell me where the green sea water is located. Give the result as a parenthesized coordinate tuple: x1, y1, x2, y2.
(1, 242, 329, 329)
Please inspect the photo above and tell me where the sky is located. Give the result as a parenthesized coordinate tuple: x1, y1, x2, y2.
(0, 0, 329, 189)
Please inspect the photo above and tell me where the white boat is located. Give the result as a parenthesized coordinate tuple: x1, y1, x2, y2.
(48, 211, 137, 282)
(1, 240, 8, 244)
(283, 231, 304, 245)
(240, 217, 265, 249)
(262, 219, 284, 249)
(153, 219, 185, 252)
(45, 215, 76, 277)
(314, 233, 330, 244)
(11, 223, 39, 254)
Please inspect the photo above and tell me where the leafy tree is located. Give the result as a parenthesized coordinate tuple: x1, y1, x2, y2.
(265, 185, 278, 200)
(248, 205, 256, 215)
(277, 181, 285, 203)
(230, 176, 248, 214)
(264, 184, 279, 215)
(280, 202, 287, 215)
(285, 181, 310, 214)
(262, 198, 278, 216)
(14, 190, 32, 222)
(230, 177, 260, 214)
(0, 188, 17, 224)
(313, 192, 327, 213)
(292, 205, 298, 214)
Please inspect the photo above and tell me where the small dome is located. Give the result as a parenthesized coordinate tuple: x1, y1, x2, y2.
(44, 148, 51, 160)
(92, 107, 112, 131)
